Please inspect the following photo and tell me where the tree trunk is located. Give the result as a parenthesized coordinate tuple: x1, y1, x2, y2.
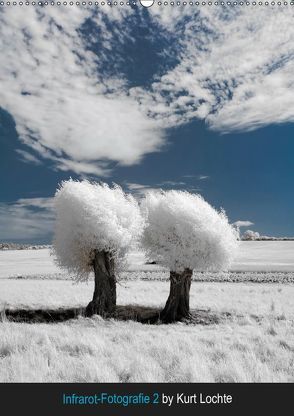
(160, 268, 193, 323)
(85, 250, 116, 317)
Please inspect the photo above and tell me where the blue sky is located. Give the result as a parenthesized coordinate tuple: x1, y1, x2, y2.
(0, 5, 294, 243)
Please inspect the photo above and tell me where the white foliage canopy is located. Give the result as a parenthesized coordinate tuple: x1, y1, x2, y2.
(242, 230, 260, 241)
(141, 190, 239, 273)
(53, 180, 143, 280)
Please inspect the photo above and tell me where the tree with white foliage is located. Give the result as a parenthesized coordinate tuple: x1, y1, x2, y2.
(53, 180, 143, 317)
(242, 230, 260, 241)
(141, 190, 239, 323)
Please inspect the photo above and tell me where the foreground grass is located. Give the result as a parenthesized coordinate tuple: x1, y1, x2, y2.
(0, 314, 294, 382)
(0, 279, 294, 382)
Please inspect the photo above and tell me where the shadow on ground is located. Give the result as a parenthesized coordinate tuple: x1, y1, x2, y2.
(1, 305, 229, 325)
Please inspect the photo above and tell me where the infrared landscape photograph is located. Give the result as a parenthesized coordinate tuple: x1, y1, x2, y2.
(0, 3, 294, 385)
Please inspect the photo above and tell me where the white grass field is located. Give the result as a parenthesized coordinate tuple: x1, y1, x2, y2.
(0, 242, 294, 382)
(1, 241, 294, 279)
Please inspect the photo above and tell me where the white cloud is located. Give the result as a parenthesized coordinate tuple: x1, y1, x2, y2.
(0, 7, 164, 176)
(125, 183, 150, 191)
(136, 6, 294, 132)
(157, 180, 186, 187)
(0, 198, 54, 242)
(16, 197, 54, 210)
(124, 182, 166, 199)
(15, 149, 41, 166)
(233, 220, 254, 228)
(124, 182, 154, 198)
(1, 6, 294, 177)
(125, 181, 201, 199)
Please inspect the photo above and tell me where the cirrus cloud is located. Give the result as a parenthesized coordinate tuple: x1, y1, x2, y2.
(0, 198, 54, 242)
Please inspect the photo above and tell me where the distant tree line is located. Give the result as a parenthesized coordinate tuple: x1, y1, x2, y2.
(241, 230, 294, 241)
(0, 243, 49, 250)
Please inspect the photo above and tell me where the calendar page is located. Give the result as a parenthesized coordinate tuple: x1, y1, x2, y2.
(0, 2, 293, 414)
